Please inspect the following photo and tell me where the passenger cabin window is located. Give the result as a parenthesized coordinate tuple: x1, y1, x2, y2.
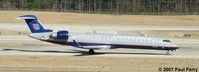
(163, 40, 171, 42)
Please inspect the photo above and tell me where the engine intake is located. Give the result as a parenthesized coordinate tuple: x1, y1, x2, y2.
(50, 31, 69, 39)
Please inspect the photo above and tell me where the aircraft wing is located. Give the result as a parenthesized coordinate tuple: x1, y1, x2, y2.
(72, 40, 111, 49)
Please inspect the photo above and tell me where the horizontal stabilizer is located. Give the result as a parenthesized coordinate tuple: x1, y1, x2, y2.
(17, 15, 37, 19)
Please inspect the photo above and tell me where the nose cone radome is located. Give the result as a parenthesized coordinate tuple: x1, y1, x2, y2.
(172, 44, 179, 49)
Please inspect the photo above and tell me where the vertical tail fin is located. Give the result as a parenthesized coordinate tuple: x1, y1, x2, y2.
(17, 15, 53, 33)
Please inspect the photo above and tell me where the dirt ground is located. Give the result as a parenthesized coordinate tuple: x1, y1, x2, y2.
(0, 11, 199, 26)
(0, 55, 199, 72)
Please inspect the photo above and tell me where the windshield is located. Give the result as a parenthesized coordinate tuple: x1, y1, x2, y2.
(163, 40, 171, 42)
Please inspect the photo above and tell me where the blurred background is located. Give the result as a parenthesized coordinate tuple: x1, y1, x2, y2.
(0, 0, 199, 15)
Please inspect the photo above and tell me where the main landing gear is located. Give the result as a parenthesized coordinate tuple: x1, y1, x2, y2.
(89, 49, 95, 55)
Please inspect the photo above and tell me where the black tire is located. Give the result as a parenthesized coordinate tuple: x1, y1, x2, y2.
(89, 49, 95, 55)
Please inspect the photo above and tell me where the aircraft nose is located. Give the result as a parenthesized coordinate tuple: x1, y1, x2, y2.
(172, 44, 179, 49)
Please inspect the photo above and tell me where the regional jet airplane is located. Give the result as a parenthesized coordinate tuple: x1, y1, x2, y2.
(17, 15, 179, 55)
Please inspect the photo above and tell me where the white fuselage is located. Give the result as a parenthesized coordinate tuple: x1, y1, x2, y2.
(29, 32, 179, 50)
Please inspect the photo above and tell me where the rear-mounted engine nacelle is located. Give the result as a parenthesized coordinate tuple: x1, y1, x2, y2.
(50, 30, 69, 39)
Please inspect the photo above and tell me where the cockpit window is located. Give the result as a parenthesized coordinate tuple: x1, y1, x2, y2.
(163, 40, 171, 42)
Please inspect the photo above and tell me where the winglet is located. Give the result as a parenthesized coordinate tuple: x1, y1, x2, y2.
(72, 40, 81, 47)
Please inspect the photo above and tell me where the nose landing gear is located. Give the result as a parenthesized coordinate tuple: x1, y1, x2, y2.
(165, 50, 175, 55)
(166, 51, 171, 55)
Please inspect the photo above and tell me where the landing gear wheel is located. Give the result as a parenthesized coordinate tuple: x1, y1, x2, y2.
(166, 51, 171, 55)
(89, 49, 95, 55)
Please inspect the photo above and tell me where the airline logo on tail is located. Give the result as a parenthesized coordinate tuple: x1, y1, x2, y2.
(33, 23, 40, 30)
